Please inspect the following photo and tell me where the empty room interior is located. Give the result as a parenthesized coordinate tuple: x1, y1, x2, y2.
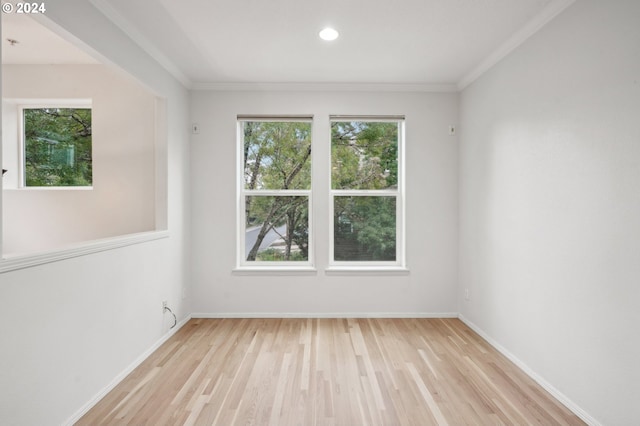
(0, 0, 638, 425)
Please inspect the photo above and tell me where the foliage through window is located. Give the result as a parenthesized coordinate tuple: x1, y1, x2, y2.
(331, 119, 403, 264)
(23, 107, 92, 187)
(239, 119, 312, 264)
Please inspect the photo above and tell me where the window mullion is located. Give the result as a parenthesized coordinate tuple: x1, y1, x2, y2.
(243, 189, 311, 196)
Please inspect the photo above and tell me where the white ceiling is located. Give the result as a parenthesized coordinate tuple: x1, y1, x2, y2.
(1, 13, 97, 65)
(2, 0, 575, 90)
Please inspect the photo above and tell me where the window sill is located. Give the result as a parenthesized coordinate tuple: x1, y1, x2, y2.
(232, 266, 318, 276)
(0, 230, 169, 274)
(231, 266, 410, 276)
(324, 266, 410, 276)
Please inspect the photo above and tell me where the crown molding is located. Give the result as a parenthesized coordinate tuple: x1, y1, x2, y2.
(191, 82, 458, 93)
(457, 0, 576, 90)
(90, 0, 574, 94)
(90, 0, 193, 89)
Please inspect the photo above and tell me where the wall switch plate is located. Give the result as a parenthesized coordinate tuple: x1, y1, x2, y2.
(192, 123, 200, 134)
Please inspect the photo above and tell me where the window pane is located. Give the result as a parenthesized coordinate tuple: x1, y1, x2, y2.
(24, 108, 92, 186)
(245, 195, 309, 261)
(331, 121, 398, 190)
(334, 196, 396, 261)
(243, 121, 311, 190)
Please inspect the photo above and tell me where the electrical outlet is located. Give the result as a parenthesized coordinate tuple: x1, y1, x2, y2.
(162, 300, 168, 312)
(464, 289, 470, 301)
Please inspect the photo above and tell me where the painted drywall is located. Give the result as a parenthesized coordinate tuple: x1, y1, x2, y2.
(0, 1, 190, 425)
(458, 1, 640, 424)
(2, 64, 156, 255)
(190, 90, 458, 316)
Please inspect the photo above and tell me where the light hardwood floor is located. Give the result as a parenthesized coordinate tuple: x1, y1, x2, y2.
(77, 318, 585, 425)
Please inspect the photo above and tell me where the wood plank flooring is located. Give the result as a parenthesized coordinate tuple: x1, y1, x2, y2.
(77, 318, 585, 425)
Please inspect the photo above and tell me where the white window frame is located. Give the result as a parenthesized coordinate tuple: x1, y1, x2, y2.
(236, 116, 315, 271)
(328, 116, 406, 270)
(18, 99, 93, 189)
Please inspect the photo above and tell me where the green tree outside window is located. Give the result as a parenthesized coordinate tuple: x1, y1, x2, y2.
(24, 107, 92, 187)
(331, 120, 400, 262)
(242, 121, 311, 262)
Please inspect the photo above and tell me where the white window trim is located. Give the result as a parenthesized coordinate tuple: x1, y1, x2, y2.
(329, 117, 406, 270)
(18, 99, 93, 189)
(233, 115, 407, 274)
(235, 117, 315, 271)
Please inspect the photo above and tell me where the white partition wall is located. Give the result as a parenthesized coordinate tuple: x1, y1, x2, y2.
(0, 3, 190, 425)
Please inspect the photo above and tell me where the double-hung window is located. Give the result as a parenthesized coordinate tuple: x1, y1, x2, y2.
(236, 115, 405, 271)
(330, 116, 405, 267)
(237, 116, 313, 267)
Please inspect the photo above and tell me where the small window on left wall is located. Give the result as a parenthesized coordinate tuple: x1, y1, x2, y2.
(20, 104, 92, 187)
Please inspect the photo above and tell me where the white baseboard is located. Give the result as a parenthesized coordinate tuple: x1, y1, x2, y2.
(63, 314, 192, 426)
(191, 312, 459, 319)
(458, 314, 601, 426)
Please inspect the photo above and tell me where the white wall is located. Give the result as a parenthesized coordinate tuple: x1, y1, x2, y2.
(0, 1, 190, 424)
(190, 90, 458, 316)
(458, 1, 640, 424)
(2, 64, 157, 254)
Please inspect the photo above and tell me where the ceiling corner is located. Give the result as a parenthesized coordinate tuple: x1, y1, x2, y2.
(456, 0, 576, 91)
(90, 0, 193, 89)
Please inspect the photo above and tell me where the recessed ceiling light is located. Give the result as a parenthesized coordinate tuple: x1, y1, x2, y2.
(319, 27, 339, 41)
